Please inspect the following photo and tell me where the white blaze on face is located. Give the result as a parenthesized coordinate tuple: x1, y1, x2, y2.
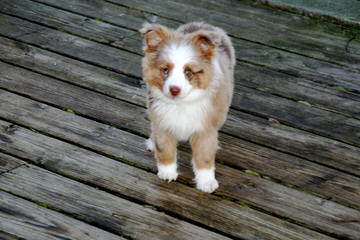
(162, 44, 195, 98)
(151, 43, 211, 141)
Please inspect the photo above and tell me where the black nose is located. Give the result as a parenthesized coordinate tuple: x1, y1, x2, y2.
(169, 86, 181, 96)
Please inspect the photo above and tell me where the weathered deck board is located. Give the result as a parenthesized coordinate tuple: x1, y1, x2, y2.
(1, 0, 360, 239)
(1, 89, 360, 238)
(0, 189, 124, 240)
(2, 2, 359, 128)
(1, 52, 360, 178)
(0, 14, 140, 75)
(5, 35, 360, 134)
(32, 0, 360, 72)
(0, 152, 23, 175)
(1, 12, 359, 147)
(255, 0, 360, 26)
(1, 89, 360, 210)
(3, 47, 360, 178)
(0, 77, 360, 211)
(4, 0, 360, 93)
(0, 154, 231, 240)
(1, 15, 359, 122)
(1, 118, 358, 239)
(235, 62, 360, 120)
(110, 0, 360, 70)
(0, 124, 335, 240)
(1, 39, 360, 177)
(0, 231, 21, 240)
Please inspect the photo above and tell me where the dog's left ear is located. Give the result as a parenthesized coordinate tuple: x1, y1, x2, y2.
(191, 31, 221, 59)
(139, 22, 170, 53)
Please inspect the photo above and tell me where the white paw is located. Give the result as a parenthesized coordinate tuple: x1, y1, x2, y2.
(194, 168, 219, 193)
(145, 138, 155, 152)
(157, 162, 178, 182)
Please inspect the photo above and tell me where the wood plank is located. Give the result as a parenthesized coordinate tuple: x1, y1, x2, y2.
(1, 13, 359, 147)
(0, 152, 24, 175)
(5, 0, 360, 93)
(0, 156, 230, 240)
(2, 0, 360, 120)
(235, 62, 360, 120)
(1, 88, 360, 210)
(224, 109, 360, 175)
(0, 98, 359, 239)
(0, 36, 145, 106)
(0, 191, 125, 240)
(0, 0, 358, 238)
(255, 0, 360, 26)
(0, 0, 137, 49)
(0, 231, 23, 240)
(0, 32, 352, 123)
(0, 128, 335, 240)
(109, 0, 360, 70)
(1, 44, 360, 177)
(0, 13, 141, 77)
(232, 86, 360, 146)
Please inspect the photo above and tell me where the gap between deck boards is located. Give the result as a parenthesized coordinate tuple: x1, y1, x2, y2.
(0, 14, 359, 149)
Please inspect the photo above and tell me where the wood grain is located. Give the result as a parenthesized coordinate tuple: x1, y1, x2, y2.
(1, 26, 359, 122)
(0, 152, 24, 175)
(0, 156, 231, 240)
(0, 104, 359, 238)
(0, 49, 359, 177)
(0, 189, 125, 240)
(0, 13, 359, 146)
(0, 133, 335, 240)
(1, 89, 360, 210)
(110, 0, 360, 70)
(2, 0, 360, 93)
(0, 231, 24, 240)
(0, 13, 141, 77)
(0, 0, 359, 239)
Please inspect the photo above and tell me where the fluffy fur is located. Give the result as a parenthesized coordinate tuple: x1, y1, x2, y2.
(140, 22, 235, 193)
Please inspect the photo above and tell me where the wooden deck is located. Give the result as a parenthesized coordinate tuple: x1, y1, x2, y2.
(0, 0, 359, 239)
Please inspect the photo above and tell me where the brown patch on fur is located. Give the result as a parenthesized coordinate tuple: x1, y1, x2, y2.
(153, 129, 177, 165)
(155, 139, 162, 152)
(139, 23, 170, 53)
(159, 62, 174, 79)
(191, 33, 217, 60)
(190, 130, 218, 169)
(183, 63, 212, 89)
(142, 55, 175, 92)
(178, 22, 235, 67)
(144, 64, 164, 90)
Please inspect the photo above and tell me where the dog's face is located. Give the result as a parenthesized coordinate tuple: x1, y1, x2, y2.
(140, 23, 221, 102)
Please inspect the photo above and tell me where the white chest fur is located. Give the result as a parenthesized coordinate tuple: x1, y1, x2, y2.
(151, 96, 211, 141)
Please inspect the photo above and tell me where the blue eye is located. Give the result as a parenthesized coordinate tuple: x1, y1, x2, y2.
(162, 68, 169, 75)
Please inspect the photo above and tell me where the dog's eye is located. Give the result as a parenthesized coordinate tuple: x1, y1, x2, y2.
(184, 69, 193, 79)
(162, 68, 169, 76)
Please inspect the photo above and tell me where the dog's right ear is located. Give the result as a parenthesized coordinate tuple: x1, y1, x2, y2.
(139, 23, 170, 53)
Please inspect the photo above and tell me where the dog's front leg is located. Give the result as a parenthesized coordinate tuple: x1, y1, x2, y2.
(190, 130, 219, 193)
(153, 129, 178, 182)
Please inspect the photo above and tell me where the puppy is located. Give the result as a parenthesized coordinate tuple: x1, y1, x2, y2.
(140, 22, 235, 193)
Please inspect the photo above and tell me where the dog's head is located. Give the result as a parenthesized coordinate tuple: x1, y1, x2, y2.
(140, 23, 222, 102)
